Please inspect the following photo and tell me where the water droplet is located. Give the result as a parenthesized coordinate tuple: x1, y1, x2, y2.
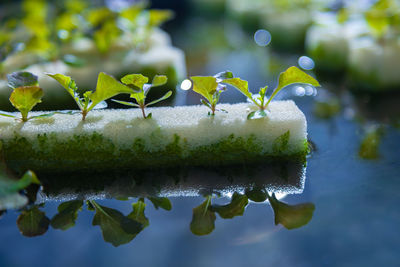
(180, 79, 192, 91)
(305, 86, 315, 96)
(293, 86, 306, 96)
(298, 56, 315, 70)
(254, 29, 271, 47)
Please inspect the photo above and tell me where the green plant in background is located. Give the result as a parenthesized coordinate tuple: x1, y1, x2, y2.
(190, 71, 233, 116)
(47, 72, 135, 120)
(21, 0, 55, 59)
(112, 74, 171, 119)
(0, 72, 58, 122)
(0, 0, 174, 73)
(364, 0, 400, 40)
(222, 66, 320, 119)
(86, 3, 173, 53)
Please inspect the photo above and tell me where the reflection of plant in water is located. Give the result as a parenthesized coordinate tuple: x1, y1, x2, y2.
(0, 144, 40, 210)
(17, 205, 50, 237)
(190, 190, 315, 236)
(51, 200, 83, 230)
(190, 196, 216, 235)
(359, 125, 385, 160)
(90, 199, 145, 247)
(1, 190, 172, 246)
(267, 193, 315, 230)
(1, 165, 314, 243)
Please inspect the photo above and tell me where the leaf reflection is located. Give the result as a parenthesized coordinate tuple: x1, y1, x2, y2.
(91, 200, 144, 247)
(210, 192, 248, 219)
(267, 193, 315, 230)
(51, 200, 83, 230)
(17, 206, 50, 237)
(190, 196, 216, 236)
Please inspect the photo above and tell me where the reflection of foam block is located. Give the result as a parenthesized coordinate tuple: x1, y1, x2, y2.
(0, 101, 308, 173)
(41, 161, 306, 200)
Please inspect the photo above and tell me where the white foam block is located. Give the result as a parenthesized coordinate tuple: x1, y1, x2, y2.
(0, 101, 307, 155)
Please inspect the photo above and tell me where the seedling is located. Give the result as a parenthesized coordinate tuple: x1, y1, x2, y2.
(222, 66, 320, 119)
(190, 71, 233, 116)
(112, 74, 171, 119)
(48, 72, 135, 120)
(0, 72, 56, 122)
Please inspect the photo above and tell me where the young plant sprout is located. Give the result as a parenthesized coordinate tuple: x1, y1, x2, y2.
(112, 74, 171, 119)
(0, 72, 55, 122)
(190, 71, 233, 116)
(47, 72, 135, 120)
(222, 66, 320, 119)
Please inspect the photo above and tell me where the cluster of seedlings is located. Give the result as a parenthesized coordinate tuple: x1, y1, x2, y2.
(0, 66, 320, 122)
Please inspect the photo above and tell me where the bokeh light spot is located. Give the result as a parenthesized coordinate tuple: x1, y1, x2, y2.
(298, 56, 315, 70)
(254, 29, 271, 47)
(180, 79, 192, 90)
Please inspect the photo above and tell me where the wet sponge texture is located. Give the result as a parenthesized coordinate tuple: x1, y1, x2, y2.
(0, 101, 307, 172)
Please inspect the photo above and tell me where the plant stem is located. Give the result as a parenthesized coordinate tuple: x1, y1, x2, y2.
(82, 110, 88, 121)
(211, 104, 216, 116)
(140, 105, 147, 118)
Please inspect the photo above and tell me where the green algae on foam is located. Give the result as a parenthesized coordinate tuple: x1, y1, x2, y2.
(0, 102, 309, 173)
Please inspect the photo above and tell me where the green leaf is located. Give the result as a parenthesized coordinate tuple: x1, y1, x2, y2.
(17, 206, 50, 237)
(247, 110, 267, 120)
(145, 91, 172, 107)
(337, 8, 349, 24)
(148, 197, 172, 211)
(191, 76, 218, 103)
(222, 77, 253, 100)
(0, 112, 16, 119)
(9, 86, 43, 121)
(111, 99, 140, 107)
(272, 130, 290, 154)
(93, 20, 120, 54)
(50, 200, 83, 230)
(200, 99, 211, 109)
(29, 112, 59, 120)
(121, 74, 148, 91)
(211, 192, 248, 219)
(0, 170, 39, 210)
(268, 193, 315, 230)
(151, 75, 168, 87)
(87, 7, 114, 26)
(89, 72, 134, 110)
(148, 10, 174, 27)
(364, 0, 393, 37)
(91, 201, 143, 247)
(46, 73, 82, 108)
(265, 66, 320, 107)
(259, 85, 268, 101)
(190, 196, 216, 236)
(127, 200, 149, 227)
(7, 72, 38, 89)
(214, 71, 233, 81)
